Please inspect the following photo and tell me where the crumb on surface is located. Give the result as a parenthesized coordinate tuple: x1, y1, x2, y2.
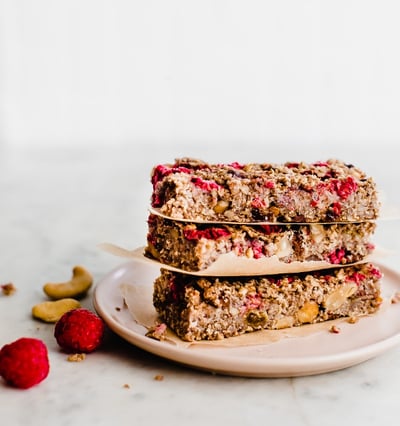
(123, 383, 130, 389)
(330, 325, 341, 334)
(1, 283, 16, 296)
(146, 323, 167, 341)
(154, 374, 164, 381)
(67, 353, 86, 362)
(347, 316, 359, 324)
(115, 306, 121, 311)
(391, 292, 400, 304)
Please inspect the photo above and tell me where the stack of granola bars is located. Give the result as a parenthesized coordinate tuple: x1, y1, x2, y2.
(145, 158, 382, 341)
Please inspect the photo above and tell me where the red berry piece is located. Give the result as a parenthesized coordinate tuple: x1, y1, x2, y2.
(191, 177, 221, 191)
(0, 337, 49, 389)
(54, 308, 105, 353)
(327, 248, 346, 264)
(183, 226, 231, 241)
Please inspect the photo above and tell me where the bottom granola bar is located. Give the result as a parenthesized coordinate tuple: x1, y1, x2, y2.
(153, 263, 382, 341)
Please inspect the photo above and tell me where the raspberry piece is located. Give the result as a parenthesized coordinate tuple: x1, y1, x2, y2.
(183, 226, 231, 241)
(191, 177, 221, 191)
(346, 272, 366, 285)
(251, 240, 264, 259)
(251, 197, 266, 209)
(259, 224, 282, 234)
(327, 248, 346, 264)
(331, 202, 342, 216)
(0, 337, 49, 389)
(330, 176, 358, 200)
(54, 308, 105, 353)
(168, 277, 180, 302)
(151, 165, 191, 188)
(228, 162, 244, 169)
(264, 180, 275, 189)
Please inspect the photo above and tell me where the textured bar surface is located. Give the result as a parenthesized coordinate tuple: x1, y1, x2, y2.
(146, 214, 376, 273)
(150, 158, 379, 223)
(153, 263, 382, 341)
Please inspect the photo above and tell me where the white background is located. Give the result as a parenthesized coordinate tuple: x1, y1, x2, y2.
(1, 0, 400, 150)
(2, 5, 400, 424)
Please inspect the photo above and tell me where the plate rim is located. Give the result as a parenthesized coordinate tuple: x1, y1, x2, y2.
(93, 259, 400, 377)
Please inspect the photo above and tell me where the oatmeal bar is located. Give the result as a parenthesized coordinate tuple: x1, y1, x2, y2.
(153, 263, 382, 341)
(150, 158, 379, 223)
(146, 214, 376, 273)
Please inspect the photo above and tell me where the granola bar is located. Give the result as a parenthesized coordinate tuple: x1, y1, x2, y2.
(153, 263, 382, 341)
(145, 214, 376, 273)
(150, 158, 379, 223)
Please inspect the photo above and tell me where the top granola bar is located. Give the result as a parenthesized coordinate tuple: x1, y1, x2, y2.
(150, 158, 380, 223)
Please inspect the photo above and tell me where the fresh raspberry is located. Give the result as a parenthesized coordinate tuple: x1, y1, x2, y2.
(54, 308, 105, 353)
(0, 337, 49, 389)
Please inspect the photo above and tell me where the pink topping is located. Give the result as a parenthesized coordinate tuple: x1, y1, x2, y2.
(183, 227, 231, 241)
(308, 182, 330, 207)
(153, 323, 167, 336)
(331, 202, 342, 216)
(330, 176, 358, 200)
(151, 193, 163, 208)
(233, 244, 245, 256)
(327, 248, 346, 264)
(228, 162, 245, 169)
(259, 224, 282, 234)
(251, 240, 264, 259)
(241, 293, 263, 314)
(169, 278, 179, 301)
(267, 276, 294, 286)
(264, 180, 275, 189)
(346, 266, 382, 285)
(147, 232, 157, 246)
(370, 266, 382, 279)
(346, 272, 366, 286)
(251, 197, 266, 209)
(191, 177, 221, 192)
(151, 164, 192, 188)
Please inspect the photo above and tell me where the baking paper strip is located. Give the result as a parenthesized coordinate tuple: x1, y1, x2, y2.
(149, 203, 400, 225)
(99, 243, 391, 276)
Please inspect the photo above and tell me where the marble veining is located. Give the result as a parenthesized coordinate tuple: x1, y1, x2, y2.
(1, 143, 400, 426)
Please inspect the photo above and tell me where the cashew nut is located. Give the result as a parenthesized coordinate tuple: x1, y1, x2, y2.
(32, 298, 81, 322)
(296, 301, 319, 324)
(43, 266, 93, 300)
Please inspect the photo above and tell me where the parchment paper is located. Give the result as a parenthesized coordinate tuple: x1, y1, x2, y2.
(99, 243, 390, 276)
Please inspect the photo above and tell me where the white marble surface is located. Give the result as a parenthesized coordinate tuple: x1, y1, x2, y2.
(1, 142, 400, 426)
